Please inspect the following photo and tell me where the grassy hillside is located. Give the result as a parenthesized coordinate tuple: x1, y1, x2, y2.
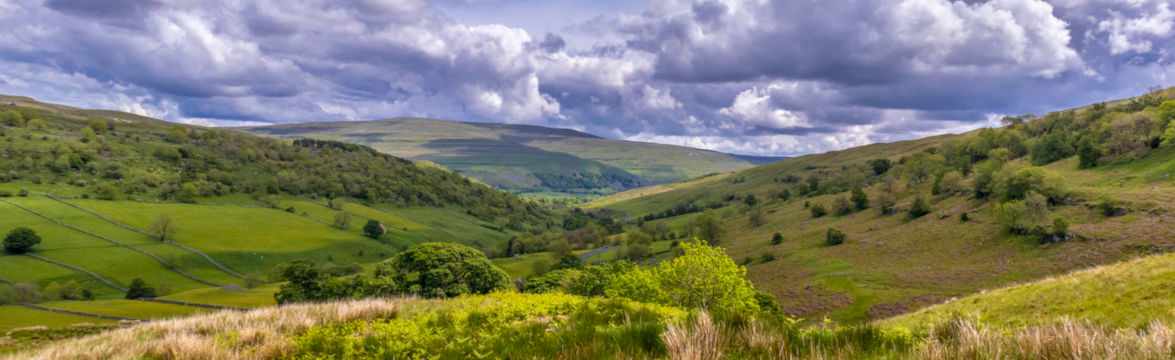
(241, 117, 774, 197)
(0, 95, 549, 331)
(885, 253, 1175, 330)
(589, 88, 1175, 324)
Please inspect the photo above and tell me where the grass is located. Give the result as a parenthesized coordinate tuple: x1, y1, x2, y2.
(41, 300, 213, 320)
(0, 305, 115, 332)
(885, 253, 1175, 330)
(160, 285, 279, 309)
(589, 129, 1175, 324)
(10, 293, 1175, 359)
(66, 199, 394, 276)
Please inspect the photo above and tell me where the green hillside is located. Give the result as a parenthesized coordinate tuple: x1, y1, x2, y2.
(885, 253, 1175, 330)
(588, 88, 1175, 323)
(241, 117, 774, 197)
(0, 95, 551, 333)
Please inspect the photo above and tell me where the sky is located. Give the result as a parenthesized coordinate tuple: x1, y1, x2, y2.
(1, 0, 1174, 156)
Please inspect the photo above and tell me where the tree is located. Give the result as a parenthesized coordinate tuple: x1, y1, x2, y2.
(850, 186, 869, 210)
(695, 209, 726, 244)
(826, 228, 846, 246)
(148, 214, 179, 241)
(3, 227, 41, 254)
(907, 197, 931, 220)
(363, 219, 384, 239)
(604, 240, 760, 318)
(80, 127, 97, 143)
(771, 233, 784, 245)
(1, 110, 24, 127)
(1030, 132, 1074, 165)
(374, 242, 509, 298)
(1162, 122, 1175, 148)
(333, 211, 352, 230)
(833, 196, 853, 216)
(743, 194, 758, 207)
(810, 203, 827, 218)
(993, 192, 1049, 234)
(328, 197, 346, 210)
(747, 207, 766, 227)
(125, 278, 157, 299)
(1076, 135, 1104, 169)
(868, 158, 893, 175)
(937, 171, 965, 196)
(1004, 166, 1066, 203)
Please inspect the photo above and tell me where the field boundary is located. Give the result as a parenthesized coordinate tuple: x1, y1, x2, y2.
(23, 254, 127, 292)
(19, 303, 147, 322)
(46, 196, 247, 280)
(0, 198, 223, 288)
(135, 298, 249, 312)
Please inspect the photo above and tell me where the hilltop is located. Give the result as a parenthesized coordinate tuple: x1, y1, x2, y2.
(242, 117, 778, 197)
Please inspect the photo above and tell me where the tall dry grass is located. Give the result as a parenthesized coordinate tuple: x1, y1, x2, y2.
(6, 298, 413, 360)
(663, 313, 1175, 360)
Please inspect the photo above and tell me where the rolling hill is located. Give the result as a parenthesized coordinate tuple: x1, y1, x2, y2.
(0, 95, 552, 337)
(587, 87, 1175, 323)
(241, 118, 779, 197)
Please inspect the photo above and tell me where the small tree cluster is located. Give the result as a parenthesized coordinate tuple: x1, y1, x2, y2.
(826, 228, 846, 246)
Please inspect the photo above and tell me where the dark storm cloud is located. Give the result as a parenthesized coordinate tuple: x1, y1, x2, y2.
(0, 0, 1172, 155)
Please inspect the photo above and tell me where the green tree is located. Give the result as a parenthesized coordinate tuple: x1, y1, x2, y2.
(907, 197, 931, 220)
(1030, 132, 1074, 165)
(868, 158, 893, 175)
(850, 186, 869, 210)
(1076, 135, 1104, 169)
(771, 233, 784, 245)
(743, 194, 758, 207)
(810, 203, 827, 218)
(333, 211, 352, 230)
(125, 278, 157, 299)
(826, 228, 846, 246)
(1004, 166, 1066, 203)
(363, 219, 384, 239)
(1162, 122, 1175, 148)
(992, 192, 1049, 234)
(607, 240, 760, 318)
(148, 214, 179, 241)
(567, 261, 636, 296)
(833, 196, 853, 216)
(695, 209, 726, 244)
(374, 242, 509, 298)
(1, 110, 24, 127)
(3, 227, 41, 254)
(80, 127, 97, 143)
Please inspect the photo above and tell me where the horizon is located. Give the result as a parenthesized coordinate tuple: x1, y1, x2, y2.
(1, 0, 1173, 156)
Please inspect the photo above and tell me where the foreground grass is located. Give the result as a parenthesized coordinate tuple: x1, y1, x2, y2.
(9, 292, 1175, 360)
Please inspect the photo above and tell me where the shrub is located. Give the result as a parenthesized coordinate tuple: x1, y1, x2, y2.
(850, 186, 869, 210)
(125, 278, 157, 299)
(833, 196, 853, 216)
(3, 227, 41, 254)
(759, 253, 776, 263)
(374, 242, 510, 298)
(332, 212, 352, 230)
(770, 233, 783, 245)
(1096, 197, 1118, 217)
(810, 203, 827, 218)
(362, 219, 384, 239)
(148, 214, 179, 241)
(826, 228, 846, 246)
(960, 212, 970, 222)
(993, 192, 1049, 234)
(907, 197, 931, 220)
(1004, 167, 1066, 203)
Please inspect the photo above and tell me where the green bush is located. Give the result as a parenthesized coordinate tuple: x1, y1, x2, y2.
(833, 196, 853, 216)
(907, 197, 931, 220)
(125, 278, 157, 299)
(771, 233, 784, 245)
(850, 186, 869, 210)
(826, 228, 846, 246)
(811, 203, 827, 218)
(3, 227, 41, 254)
(374, 242, 510, 298)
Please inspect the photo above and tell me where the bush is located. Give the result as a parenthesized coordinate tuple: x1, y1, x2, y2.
(125, 278, 157, 299)
(833, 196, 853, 216)
(993, 192, 1049, 234)
(3, 227, 41, 254)
(1004, 167, 1066, 203)
(759, 253, 776, 263)
(850, 186, 869, 210)
(1096, 197, 1118, 217)
(363, 219, 384, 239)
(960, 212, 970, 222)
(810, 203, 827, 218)
(826, 228, 846, 246)
(907, 197, 931, 220)
(374, 242, 510, 298)
(771, 233, 783, 245)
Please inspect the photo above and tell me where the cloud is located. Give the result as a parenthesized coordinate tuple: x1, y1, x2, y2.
(0, 0, 1172, 156)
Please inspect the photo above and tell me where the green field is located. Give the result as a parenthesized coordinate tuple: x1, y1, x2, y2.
(0, 306, 115, 332)
(42, 300, 213, 320)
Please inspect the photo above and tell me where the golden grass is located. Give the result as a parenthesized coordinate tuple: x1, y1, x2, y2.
(6, 299, 410, 360)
